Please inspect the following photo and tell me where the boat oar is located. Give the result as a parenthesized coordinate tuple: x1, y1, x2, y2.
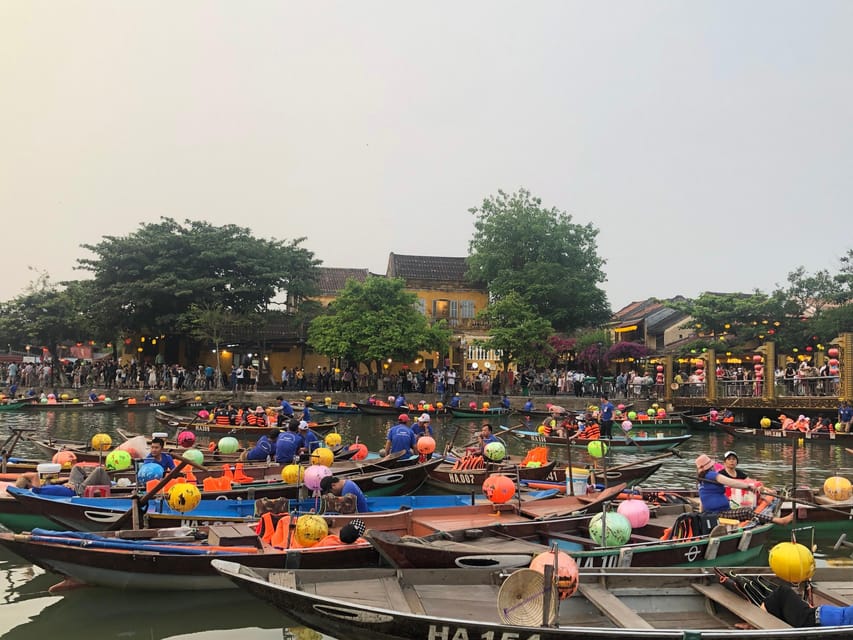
(759, 488, 853, 518)
(109, 455, 209, 531)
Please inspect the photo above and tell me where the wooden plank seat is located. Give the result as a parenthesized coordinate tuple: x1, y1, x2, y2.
(578, 583, 654, 629)
(692, 583, 791, 629)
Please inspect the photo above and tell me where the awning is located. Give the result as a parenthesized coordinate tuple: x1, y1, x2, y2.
(614, 325, 638, 333)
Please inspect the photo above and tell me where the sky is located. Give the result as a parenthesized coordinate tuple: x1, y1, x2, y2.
(2, 1, 852, 312)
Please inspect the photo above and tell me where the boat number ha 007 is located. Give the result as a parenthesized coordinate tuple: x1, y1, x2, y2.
(448, 473, 476, 484)
(429, 626, 540, 640)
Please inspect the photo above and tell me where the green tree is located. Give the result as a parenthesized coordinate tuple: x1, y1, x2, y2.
(307, 277, 451, 373)
(0, 271, 91, 381)
(182, 302, 249, 387)
(467, 188, 610, 332)
(76, 218, 320, 338)
(476, 292, 554, 378)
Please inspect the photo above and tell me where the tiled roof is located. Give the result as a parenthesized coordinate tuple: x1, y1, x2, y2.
(387, 254, 470, 282)
(315, 267, 372, 297)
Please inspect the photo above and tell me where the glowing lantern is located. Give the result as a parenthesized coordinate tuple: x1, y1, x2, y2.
(823, 476, 852, 501)
(177, 431, 196, 448)
(310, 447, 334, 467)
(587, 441, 608, 458)
(281, 464, 305, 484)
(482, 474, 515, 504)
(325, 433, 342, 447)
(529, 550, 579, 599)
(52, 451, 77, 469)
(348, 443, 368, 460)
(295, 515, 328, 547)
(303, 464, 331, 491)
(768, 542, 815, 583)
(91, 432, 113, 451)
(759, 417, 772, 428)
(159, 395, 168, 402)
(484, 441, 506, 462)
(617, 499, 650, 528)
(105, 449, 132, 471)
(417, 436, 436, 455)
(589, 512, 632, 546)
(168, 482, 202, 513)
(218, 437, 239, 454)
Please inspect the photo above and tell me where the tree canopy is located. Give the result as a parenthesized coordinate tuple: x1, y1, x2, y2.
(477, 292, 554, 370)
(76, 218, 320, 338)
(466, 188, 610, 333)
(307, 277, 451, 373)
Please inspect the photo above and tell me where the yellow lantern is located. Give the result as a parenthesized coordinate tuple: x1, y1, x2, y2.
(768, 542, 815, 583)
(310, 447, 334, 467)
(168, 483, 202, 513)
(823, 476, 852, 501)
(281, 464, 304, 484)
(91, 433, 112, 451)
(294, 515, 328, 547)
(760, 417, 772, 428)
(324, 433, 342, 447)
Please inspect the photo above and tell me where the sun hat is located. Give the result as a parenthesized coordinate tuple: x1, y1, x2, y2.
(723, 450, 738, 460)
(695, 454, 713, 472)
(418, 413, 431, 422)
(298, 420, 309, 430)
(398, 414, 409, 422)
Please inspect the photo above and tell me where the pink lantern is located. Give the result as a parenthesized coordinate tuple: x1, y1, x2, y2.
(177, 431, 196, 448)
(828, 347, 840, 358)
(656, 408, 666, 417)
(710, 409, 719, 420)
(656, 365, 664, 372)
(829, 358, 839, 367)
(752, 355, 762, 363)
(617, 404, 625, 411)
(304, 465, 331, 492)
(617, 499, 650, 528)
(621, 420, 633, 432)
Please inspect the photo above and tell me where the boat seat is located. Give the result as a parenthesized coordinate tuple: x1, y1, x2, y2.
(545, 531, 595, 547)
(577, 583, 654, 629)
(692, 583, 791, 629)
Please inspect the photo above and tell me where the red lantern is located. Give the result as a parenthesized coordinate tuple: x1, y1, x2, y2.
(656, 365, 664, 372)
(753, 355, 762, 363)
(828, 348, 840, 358)
(806, 346, 813, 352)
(829, 358, 839, 367)
(482, 474, 516, 504)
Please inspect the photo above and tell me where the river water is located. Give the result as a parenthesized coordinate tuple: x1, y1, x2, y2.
(1, 409, 851, 639)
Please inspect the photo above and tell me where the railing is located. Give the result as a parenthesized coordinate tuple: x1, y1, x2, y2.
(671, 375, 841, 399)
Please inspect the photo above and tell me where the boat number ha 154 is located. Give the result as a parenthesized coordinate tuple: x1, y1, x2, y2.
(429, 626, 540, 640)
(447, 473, 476, 484)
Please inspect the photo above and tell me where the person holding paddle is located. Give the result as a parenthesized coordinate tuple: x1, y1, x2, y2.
(599, 395, 615, 436)
(695, 454, 792, 525)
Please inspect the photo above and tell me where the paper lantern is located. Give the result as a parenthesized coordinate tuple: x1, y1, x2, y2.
(417, 436, 436, 455)
(324, 433, 342, 447)
(159, 395, 168, 402)
(60, 393, 69, 400)
(177, 431, 196, 447)
(768, 542, 815, 583)
(484, 441, 506, 462)
(137, 462, 165, 484)
(324, 397, 332, 406)
(617, 499, 650, 528)
(52, 450, 77, 469)
(281, 464, 305, 484)
(218, 437, 239, 454)
(305, 395, 312, 402)
(646, 409, 655, 417)
(197, 410, 210, 420)
(587, 441, 608, 458)
(651, 403, 660, 410)
(621, 420, 633, 432)
(482, 474, 515, 504)
(91, 432, 113, 451)
(537, 425, 546, 434)
(182, 449, 205, 466)
(295, 515, 328, 547)
(105, 449, 132, 471)
(616, 404, 625, 411)
(656, 409, 666, 418)
(828, 347, 840, 358)
(98, 394, 106, 401)
(310, 447, 334, 467)
(655, 365, 664, 372)
(482, 402, 490, 410)
(760, 417, 772, 428)
(168, 483, 202, 513)
(709, 410, 718, 420)
(348, 443, 368, 460)
(303, 464, 331, 491)
(627, 411, 637, 420)
(194, 395, 202, 401)
(72, 398, 80, 404)
(468, 401, 477, 409)
(528, 550, 579, 599)
(127, 397, 137, 405)
(436, 402, 444, 409)
(589, 512, 632, 546)
(823, 476, 852, 501)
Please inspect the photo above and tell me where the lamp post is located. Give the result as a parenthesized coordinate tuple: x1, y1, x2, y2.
(596, 342, 604, 395)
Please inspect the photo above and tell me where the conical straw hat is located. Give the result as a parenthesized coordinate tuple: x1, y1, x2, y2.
(498, 569, 555, 626)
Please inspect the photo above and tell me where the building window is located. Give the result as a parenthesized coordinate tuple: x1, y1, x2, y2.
(433, 299, 449, 319)
(460, 300, 475, 318)
(416, 299, 426, 315)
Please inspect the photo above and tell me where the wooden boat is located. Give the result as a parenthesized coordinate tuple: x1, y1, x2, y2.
(354, 402, 448, 417)
(449, 406, 511, 418)
(427, 460, 559, 492)
(212, 561, 853, 639)
(153, 409, 339, 435)
(0, 491, 618, 590)
(20, 398, 129, 411)
(498, 425, 692, 452)
(311, 403, 362, 414)
(365, 503, 774, 570)
(715, 421, 853, 445)
(0, 397, 31, 411)
(523, 460, 664, 490)
(118, 397, 215, 411)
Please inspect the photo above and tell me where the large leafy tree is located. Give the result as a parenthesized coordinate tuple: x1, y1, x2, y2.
(476, 292, 554, 374)
(76, 218, 320, 338)
(0, 271, 91, 376)
(467, 189, 610, 332)
(307, 277, 451, 373)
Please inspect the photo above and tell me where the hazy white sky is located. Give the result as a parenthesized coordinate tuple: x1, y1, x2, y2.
(2, 2, 852, 312)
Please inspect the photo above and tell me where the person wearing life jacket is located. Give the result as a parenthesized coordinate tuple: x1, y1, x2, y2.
(213, 403, 231, 425)
(695, 454, 792, 526)
(580, 415, 600, 440)
(791, 415, 809, 432)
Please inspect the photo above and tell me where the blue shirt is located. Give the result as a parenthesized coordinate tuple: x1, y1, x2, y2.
(501, 397, 511, 409)
(144, 453, 176, 472)
(33, 485, 76, 497)
(274, 431, 303, 463)
(245, 435, 274, 461)
(341, 479, 369, 512)
(301, 429, 321, 453)
(412, 422, 433, 438)
(279, 400, 294, 417)
(449, 396, 461, 408)
(697, 469, 730, 512)
(523, 400, 534, 411)
(301, 406, 312, 422)
(600, 401, 615, 422)
(387, 424, 416, 455)
(839, 406, 853, 422)
(394, 396, 406, 408)
(482, 433, 499, 447)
